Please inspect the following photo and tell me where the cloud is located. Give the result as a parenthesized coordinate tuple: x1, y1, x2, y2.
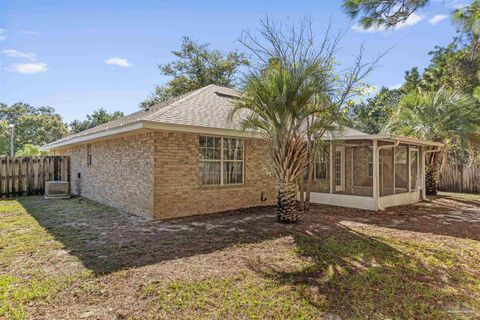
(0, 28, 6, 41)
(3, 49, 36, 60)
(10, 62, 48, 74)
(352, 13, 425, 33)
(105, 57, 131, 68)
(429, 14, 448, 25)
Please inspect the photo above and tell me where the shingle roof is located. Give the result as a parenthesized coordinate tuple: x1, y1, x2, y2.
(44, 84, 370, 149)
(145, 84, 247, 130)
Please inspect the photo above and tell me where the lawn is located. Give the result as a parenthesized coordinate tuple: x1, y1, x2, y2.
(0, 193, 479, 319)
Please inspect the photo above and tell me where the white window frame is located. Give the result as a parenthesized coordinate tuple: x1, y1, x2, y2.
(314, 150, 328, 181)
(199, 135, 244, 186)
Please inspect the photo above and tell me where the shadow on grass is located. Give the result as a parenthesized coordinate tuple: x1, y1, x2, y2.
(11, 194, 480, 318)
(249, 227, 478, 319)
(17, 196, 294, 275)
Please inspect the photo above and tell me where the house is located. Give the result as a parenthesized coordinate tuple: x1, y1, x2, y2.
(43, 84, 443, 219)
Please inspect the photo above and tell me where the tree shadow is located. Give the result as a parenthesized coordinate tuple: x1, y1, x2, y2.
(247, 223, 479, 319)
(17, 196, 296, 275)
(303, 193, 480, 242)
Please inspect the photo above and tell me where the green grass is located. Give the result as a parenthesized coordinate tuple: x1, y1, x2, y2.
(143, 273, 320, 320)
(0, 199, 92, 319)
(1, 196, 479, 319)
(140, 233, 480, 319)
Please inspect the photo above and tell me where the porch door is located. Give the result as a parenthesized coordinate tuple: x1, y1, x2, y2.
(335, 146, 345, 192)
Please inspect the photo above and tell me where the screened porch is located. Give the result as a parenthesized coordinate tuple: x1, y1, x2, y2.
(304, 138, 425, 211)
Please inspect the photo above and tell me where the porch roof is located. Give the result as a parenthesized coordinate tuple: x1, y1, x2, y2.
(321, 134, 444, 147)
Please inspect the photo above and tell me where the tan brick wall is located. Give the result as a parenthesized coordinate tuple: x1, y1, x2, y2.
(153, 131, 276, 219)
(52, 132, 155, 218)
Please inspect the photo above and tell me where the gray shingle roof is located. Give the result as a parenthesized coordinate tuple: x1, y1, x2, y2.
(45, 84, 370, 148)
(145, 84, 246, 130)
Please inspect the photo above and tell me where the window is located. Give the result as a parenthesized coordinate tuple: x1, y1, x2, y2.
(314, 150, 328, 180)
(199, 136, 243, 186)
(367, 147, 374, 177)
(87, 144, 92, 166)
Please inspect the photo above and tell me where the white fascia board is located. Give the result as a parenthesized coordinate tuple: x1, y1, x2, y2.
(321, 134, 443, 147)
(41, 120, 263, 151)
(41, 122, 145, 151)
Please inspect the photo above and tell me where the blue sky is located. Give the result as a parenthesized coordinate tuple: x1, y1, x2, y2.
(0, 0, 467, 123)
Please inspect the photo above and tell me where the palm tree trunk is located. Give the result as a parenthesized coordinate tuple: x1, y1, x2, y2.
(425, 164, 438, 196)
(277, 182, 297, 223)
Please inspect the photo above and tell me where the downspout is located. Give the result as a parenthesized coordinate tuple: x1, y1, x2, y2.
(376, 140, 400, 210)
(421, 146, 443, 201)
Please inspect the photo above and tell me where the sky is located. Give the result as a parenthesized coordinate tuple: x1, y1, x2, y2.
(0, 0, 468, 123)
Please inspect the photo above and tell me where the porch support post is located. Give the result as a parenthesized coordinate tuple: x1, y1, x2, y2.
(329, 140, 333, 194)
(372, 140, 378, 210)
(420, 146, 426, 200)
(392, 146, 396, 195)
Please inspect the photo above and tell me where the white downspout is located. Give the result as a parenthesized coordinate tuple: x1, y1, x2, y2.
(376, 140, 400, 210)
(421, 146, 443, 201)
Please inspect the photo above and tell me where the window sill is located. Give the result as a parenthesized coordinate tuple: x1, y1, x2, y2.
(199, 183, 246, 190)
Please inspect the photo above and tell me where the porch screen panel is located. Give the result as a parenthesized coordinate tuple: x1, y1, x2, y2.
(380, 148, 394, 196)
(394, 146, 408, 194)
(410, 151, 418, 190)
(352, 146, 373, 196)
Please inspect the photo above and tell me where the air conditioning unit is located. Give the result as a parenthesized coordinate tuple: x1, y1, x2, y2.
(44, 181, 70, 199)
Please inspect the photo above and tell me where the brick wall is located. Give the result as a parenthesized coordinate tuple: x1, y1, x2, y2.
(52, 132, 155, 218)
(153, 131, 276, 219)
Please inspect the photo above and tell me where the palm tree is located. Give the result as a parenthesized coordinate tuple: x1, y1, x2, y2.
(231, 61, 325, 222)
(384, 89, 480, 195)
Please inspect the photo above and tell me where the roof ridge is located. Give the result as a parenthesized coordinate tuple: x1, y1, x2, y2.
(144, 85, 214, 121)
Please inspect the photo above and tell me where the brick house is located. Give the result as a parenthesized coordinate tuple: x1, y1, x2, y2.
(43, 84, 442, 219)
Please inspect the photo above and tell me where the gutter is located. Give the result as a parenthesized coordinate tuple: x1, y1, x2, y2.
(375, 140, 400, 210)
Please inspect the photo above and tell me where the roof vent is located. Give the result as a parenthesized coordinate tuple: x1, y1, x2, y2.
(215, 91, 240, 99)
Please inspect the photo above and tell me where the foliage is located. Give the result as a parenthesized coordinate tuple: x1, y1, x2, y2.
(342, 0, 429, 29)
(384, 89, 480, 192)
(452, 0, 480, 53)
(0, 102, 68, 156)
(15, 144, 48, 157)
(385, 89, 480, 151)
(141, 37, 249, 108)
(69, 108, 124, 134)
(349, 87, 402, 134)
(419, 44, 480, 94)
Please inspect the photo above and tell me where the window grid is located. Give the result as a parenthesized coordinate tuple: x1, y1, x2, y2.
(367, 147, 374, 177)
(199, 136, 244, 186)
(314, 150, 328, 180)
(335, 151, 342, 186)
(87, 144, 92, 166)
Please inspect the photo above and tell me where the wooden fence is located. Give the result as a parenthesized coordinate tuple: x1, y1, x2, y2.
(439, 164, 480, 194)
(0, 156, 70, 198)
